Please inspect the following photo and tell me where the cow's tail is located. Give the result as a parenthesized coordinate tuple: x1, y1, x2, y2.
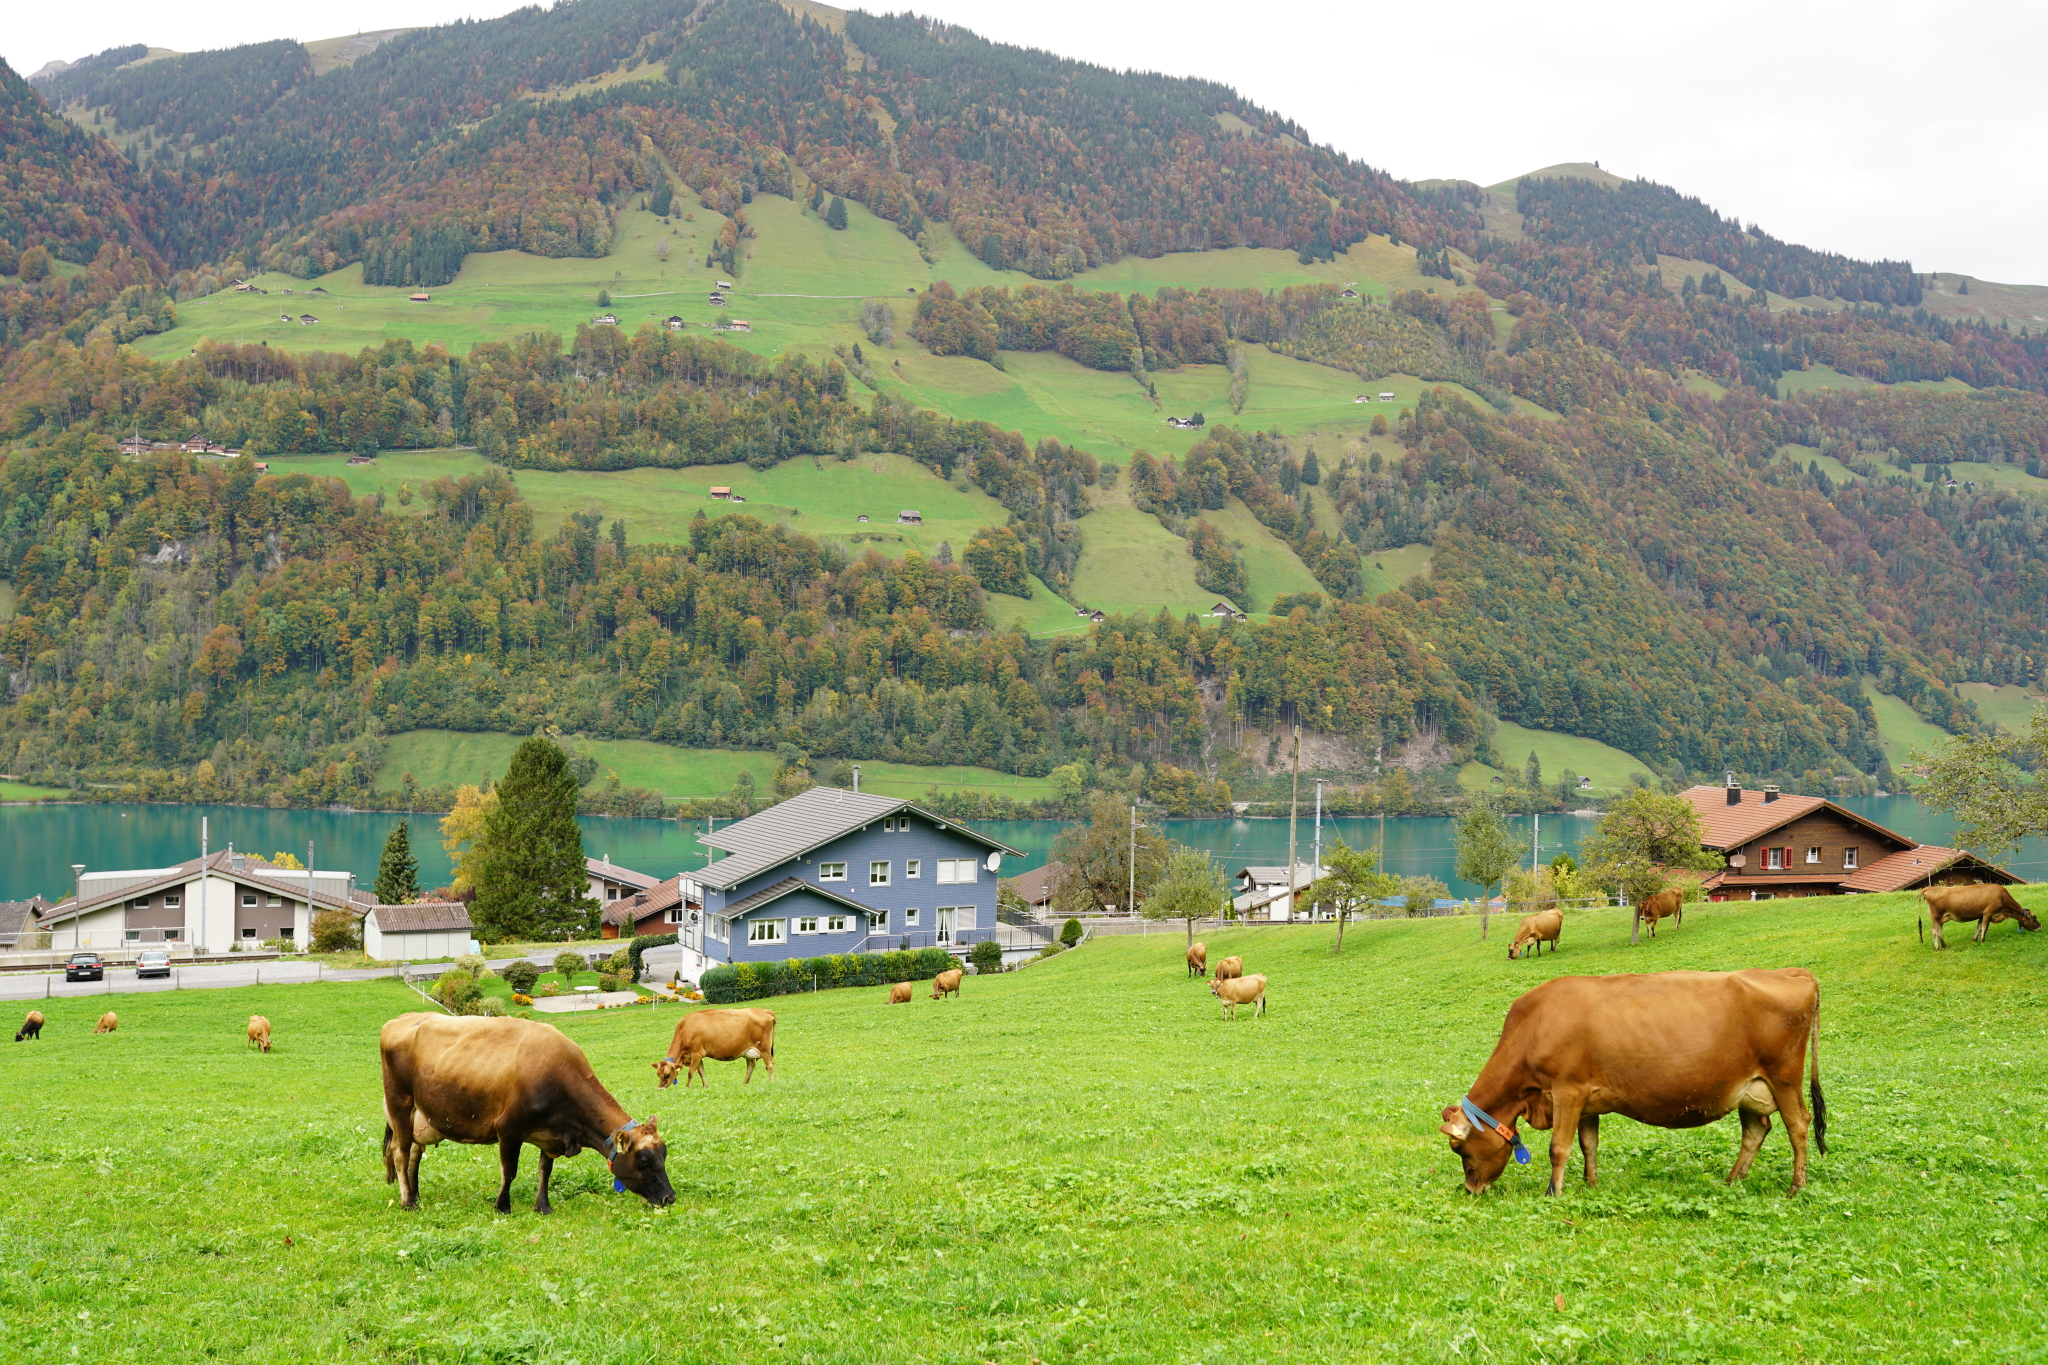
(1808, 984, 1828, 1156)
(382, 1122, 397, 1183)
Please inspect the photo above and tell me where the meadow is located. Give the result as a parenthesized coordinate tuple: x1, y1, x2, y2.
(2, 890, 2042, 1362)
(373, 729, 1057, 804)
(1458, 721, 1658, 794)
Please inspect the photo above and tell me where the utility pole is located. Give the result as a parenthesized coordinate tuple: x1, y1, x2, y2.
(1313, 778, 1326, 882)
(199, 817, 209, 954)
(1127, 804, 1136, 917)
(1286, 724, 1300, 920)
(307, 839, 316, 943)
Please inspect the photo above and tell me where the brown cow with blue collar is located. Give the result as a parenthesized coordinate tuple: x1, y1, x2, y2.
(380, 1013, 672, 1213)
(652, 1008, 777, 1088)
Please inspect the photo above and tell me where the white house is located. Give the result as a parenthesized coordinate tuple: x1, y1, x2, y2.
(39, 850, 359, 953)
(587, 855, 661, 911)
(1232, 863, 1328, 921)
(363, 901, 478, 961)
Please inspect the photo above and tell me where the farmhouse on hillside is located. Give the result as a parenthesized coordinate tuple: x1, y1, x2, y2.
(666, 315, 685, 330)
(1684, 778, 2021, 900)
(897, 509, 922, 525)
(409, 293, 431, 302)
(38, 851, 365, 952)
(602, 873, 703, 940)
(668, 786, 1019, 976)
(1233, 863, 1329, 921)
(594, 313, 619, 326)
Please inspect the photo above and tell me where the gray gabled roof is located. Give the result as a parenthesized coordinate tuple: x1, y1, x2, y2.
(709, 876, 876, 922)
(368, 901, 473, 933)
(696, 786, 1020, 890)
(39, 852, 357, 926)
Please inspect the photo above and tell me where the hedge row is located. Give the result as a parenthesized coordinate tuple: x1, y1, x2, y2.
(700, 947, 956, 1003)
(628, 933, 678, 980)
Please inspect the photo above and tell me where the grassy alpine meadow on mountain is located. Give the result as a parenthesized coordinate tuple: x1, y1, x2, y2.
(0, 893, 2042, 1360)
(7, 0, 2048, 817)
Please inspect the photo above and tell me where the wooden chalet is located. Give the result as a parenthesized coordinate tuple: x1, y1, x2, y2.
(601, 873, 703, 940)
(1684, 779, 2020, 901)
(897, 509, 921, 525)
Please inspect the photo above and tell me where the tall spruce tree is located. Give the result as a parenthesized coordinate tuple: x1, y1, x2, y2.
(374, 820, 421, 904)
(471, 738, 595, 942)
(826, 196, 848, 230)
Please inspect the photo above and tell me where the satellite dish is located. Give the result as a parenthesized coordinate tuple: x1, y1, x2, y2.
(1728, 854, 1746, 868)
(985, 851, 1002, 873)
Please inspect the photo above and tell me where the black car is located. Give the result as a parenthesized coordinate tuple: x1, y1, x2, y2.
(65, 952, 104, 982)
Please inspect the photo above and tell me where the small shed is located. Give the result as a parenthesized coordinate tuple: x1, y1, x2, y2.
(715, 281, 734, 291)
(409, 293, 431, 302)
(1340, 288, 1359, 299)
(856, 513, 870, 523)
(897, 509, 921, 525)
(666, 316, 685, 330)
(727, 319, 752, 332)
(594, 313, 619, 326)
(1378, 392, 1395, 402)
(707, 295, 726, 308)
(363, 901, 477, 961)
(709, 486, 732, 499)
(1209, 601, 1236, 617)
(299, 315, 318, 325)
(1088, 610, 1106, 623)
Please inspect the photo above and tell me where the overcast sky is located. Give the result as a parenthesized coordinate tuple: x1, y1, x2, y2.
(11, 0, 2043, 282)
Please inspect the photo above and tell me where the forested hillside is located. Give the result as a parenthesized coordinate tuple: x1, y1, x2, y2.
(3, 0, 2046, 811)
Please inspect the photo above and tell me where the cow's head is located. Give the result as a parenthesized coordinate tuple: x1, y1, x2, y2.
(2013, 903, 2042, 932)
(609, 1117, 676, 1206)
(1209, 977, 1222, 997)
(1439, 1105, 1514, 1195)
(651, 1058, 685, 1089)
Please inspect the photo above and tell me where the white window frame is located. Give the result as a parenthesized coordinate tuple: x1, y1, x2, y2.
(1804, 847, 1821, 865)
(241, 927, 258, 938)
(1843, 847, 1860, 869)
(278, 926, 294, 939)
(124, 929, 141, 942)
(1763, 847, 1785, 871)
(870, 861, 890, 886)
(827, 913, 849, 933)
(906, 859, 921, 880)
(904, 907, 921, 928)
(954, 904, 976, 930)
(867, 910, 888, 936)
(709, 917, 729, 943)
(164, 893, 181, 908)
(796, 915, 820, 935)
(748, 918, 786, 945)
(241, 892, 258, 907)
(665, 907, 685, 925)
(818, 862, 847, 882)
(161, 928, 182, 941)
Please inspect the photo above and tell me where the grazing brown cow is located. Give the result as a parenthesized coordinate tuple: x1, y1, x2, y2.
(94, 1012, 118, 1034)
(887, 982, 913, 1004)
(379, 1012, 673, 1213)
(1186, 941, 1208, 978)
(1210, 972, 1267, 1020)
(15, 1010, 43, 1042)
(1439, 969, 1826, 1198)
(931, 968, 963, 1000)
(247, 1016, 273, 1052)
(652, 1008, 776, 1088)
(1922, 884, 2039, 949)
(1213, 955, 1244, 982)
(1635, 888, 1683, 938)
(1509, 909, 1563, 960)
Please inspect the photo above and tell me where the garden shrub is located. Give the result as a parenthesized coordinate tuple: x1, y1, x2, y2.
(436, 968, 481, 1011)
(501, 960, 540, 995)
(477, 998, 508, 1017)
(913, 946, 954, 977)
(310, 909, 359, 952)
(454, 952, 485, 975)
(606, 948, 631, 976)
(1035, 941, 1066, 959)
(598, 972, 619, 992)
(553, 951, 585, 984)
(969, 939, 1003, 973)
(1060, 918, 1083, 947)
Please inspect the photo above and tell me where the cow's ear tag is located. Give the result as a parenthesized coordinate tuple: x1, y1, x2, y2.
(613, 1179, 625, 1193)
(1512, 1141, 1532, 1165)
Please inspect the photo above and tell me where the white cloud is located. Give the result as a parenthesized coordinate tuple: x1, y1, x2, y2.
(9, 0, 2041, 280)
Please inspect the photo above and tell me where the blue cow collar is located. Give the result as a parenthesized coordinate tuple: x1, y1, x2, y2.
(1459, 1095, 1531, 1165)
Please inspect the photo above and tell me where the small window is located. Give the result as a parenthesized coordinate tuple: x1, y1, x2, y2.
(241, 892, 258, 908)
(906, 859, 921, 880)
(164, 894, 181, 908)
(1762, 847, 1785, 871)
(868, 910, 888, 936)
(124, 929, 141, 942)
(870, 861, 890, 886)
(937, 858, 977, 884)
(796, 915, 820, 934)
(904, 907, 921, 928)
(1843, 847, 1860, 869)
(708, 918, 729, 944)
(267, 894, 282, 907)
(818, 862, 847, 882)
(278, 927, 293, 939)
(955, 905, 976, 931)
(665, 907, 685, 925)
(748, 918, 786, 944)
(607, 887, 619, 901)
(827, 913, 849, 933)
(162, 928, 182, 941)
(241, 927, 258, 938)
(1804, 847, 1821, 865)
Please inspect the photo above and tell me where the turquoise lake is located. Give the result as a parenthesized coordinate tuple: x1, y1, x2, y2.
(1, 796, 2037, 904)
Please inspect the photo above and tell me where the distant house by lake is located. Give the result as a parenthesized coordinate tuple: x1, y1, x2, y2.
(409, 293, 431, 302)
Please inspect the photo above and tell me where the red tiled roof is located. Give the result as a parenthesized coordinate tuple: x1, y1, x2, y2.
(1003, 862, 1064, 907)
(1839, 845, 2021, 892)
(1679, 786, 1914, 852)
(603, 874, 690, 926)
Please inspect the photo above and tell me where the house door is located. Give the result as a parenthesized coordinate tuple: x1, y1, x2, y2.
(936, 907, 955, 945)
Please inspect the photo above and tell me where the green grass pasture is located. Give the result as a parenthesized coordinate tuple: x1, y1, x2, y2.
(1357, 542, 1433, 599)
(0, 780, 71, 801)
(1957, 681, 2048, 734)
(986, 575, 1091, 637)
(1861, 678, 1955, 768)
(1459, 720, 1658, 793)
(3, 892, 2044, 1360)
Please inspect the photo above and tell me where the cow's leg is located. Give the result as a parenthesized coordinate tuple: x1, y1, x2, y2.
(534, 1151, 555, 1215)
(1930, 913, 1947, 950)
(403, 1141, 426, 1211)
(1546, 1090, 1586, 1196)
(495, 1138, 522, 1214)
(1728, 1108, 1771, 1183)
(1577, 1114, 1600, 1186)
(1765, 1072, 1813, 1195)
(1975, 913, 1991, 944)
(744, 1056, 756, 1083)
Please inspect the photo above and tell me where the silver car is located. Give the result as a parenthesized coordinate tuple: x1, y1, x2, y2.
(135, 949, 172, 980)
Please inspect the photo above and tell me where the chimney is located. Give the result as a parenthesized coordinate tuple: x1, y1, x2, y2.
(1725, 772, 1742, 806)
(851, 764, 861, 793)
(1762, 785, 1780, 803)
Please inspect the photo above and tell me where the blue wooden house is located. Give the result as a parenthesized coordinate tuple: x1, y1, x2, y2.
(681, 787, 1022, 965)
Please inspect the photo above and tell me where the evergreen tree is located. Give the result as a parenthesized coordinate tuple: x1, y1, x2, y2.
(1299, 448, 1321, 485)
(826, 196, 848, 230)
(648, 181, 674, 217)
(471, 738, 595, 942)
(375, 820, 421, 904)
(597, 289, 611, 307)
